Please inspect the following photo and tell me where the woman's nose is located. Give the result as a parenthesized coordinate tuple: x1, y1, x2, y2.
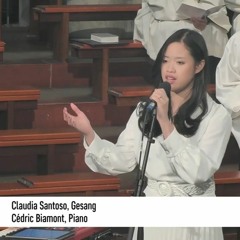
(166, 63, 175, 72)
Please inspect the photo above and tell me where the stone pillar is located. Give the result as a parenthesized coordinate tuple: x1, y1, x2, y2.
(19, 0, 30, 26)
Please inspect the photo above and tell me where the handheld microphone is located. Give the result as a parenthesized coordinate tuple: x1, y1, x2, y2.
(146, 82, 171, 111)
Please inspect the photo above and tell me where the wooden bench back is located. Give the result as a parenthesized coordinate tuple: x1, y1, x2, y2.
(0, 86, 40, 101)
(0, 41, 5, 63)
(33, 4, 141, 61)
(0, 172, 120, 196)
(0, 128, 81, 174)
(0, 127, 81, 147)
(214, 171, 240, 185)
(108, 84, 216, 107)
(215, 171, 240, 196)
(0, 41, 5, 52)
(0, 87, 40, 129)
(34, 4, 141, 14)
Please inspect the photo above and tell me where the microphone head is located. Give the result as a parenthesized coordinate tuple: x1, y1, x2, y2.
(159, 82, 171, 98)
(145, 82, 171, 112)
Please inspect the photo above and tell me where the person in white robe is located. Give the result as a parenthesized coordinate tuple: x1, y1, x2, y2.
(225, 0, 240, 34)
(63, 29, 231, 240)
(133, 0, 231, 60)
(216, 31, 240, 148)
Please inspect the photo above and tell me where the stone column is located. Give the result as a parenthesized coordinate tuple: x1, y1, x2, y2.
(19, 0, 30, 26)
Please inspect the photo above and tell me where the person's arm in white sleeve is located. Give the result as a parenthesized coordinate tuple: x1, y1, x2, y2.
(216, 32, 240, 118)
(84, 109, 141, 175)
(159, 103, 231, 184)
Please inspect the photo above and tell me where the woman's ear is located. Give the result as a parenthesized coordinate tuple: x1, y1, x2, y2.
(195, 60, 205, 74)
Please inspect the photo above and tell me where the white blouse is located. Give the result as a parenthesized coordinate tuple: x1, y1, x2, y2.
(84, 95, 231, 192)
(84, 96, 231, 240)
(216, 31, 240, 147)
(133, 0, 231, 59)
(83, 95, 231, 239)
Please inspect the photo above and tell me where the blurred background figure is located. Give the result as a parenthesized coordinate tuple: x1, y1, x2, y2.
(134, 0, 231, 83)
(225, 0, 240, 35)
(216, 31, 240, 149)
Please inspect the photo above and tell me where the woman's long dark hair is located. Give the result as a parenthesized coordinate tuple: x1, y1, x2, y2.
(138, 29, 210, 137)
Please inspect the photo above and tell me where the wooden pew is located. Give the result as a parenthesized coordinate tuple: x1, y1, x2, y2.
(0, 172, 120, 196)
(0, 87, 40, 129)
(71, 40, 150, 103)
(0, 41, 5, 63)
(33, 4, 141, 61)
(0, 128, 81, 175)
(214, 171, 240, 196)
(108, 85, 153, 107)
(28, 0, 64, 37)
(108, 84, 216, 107)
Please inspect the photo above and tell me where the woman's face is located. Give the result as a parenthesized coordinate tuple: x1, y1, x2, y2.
(161, 42, 204, 98)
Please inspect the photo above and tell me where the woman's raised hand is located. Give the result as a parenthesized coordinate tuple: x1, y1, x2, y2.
(63, 103, 95, 144)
